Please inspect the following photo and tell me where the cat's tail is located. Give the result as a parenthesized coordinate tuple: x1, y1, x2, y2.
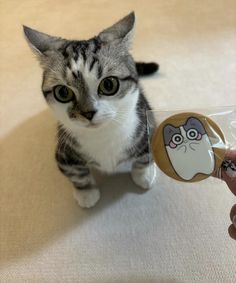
(135, 62, 159, 76)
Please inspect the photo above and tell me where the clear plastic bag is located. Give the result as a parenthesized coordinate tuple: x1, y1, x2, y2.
(146, 106, 236, 184)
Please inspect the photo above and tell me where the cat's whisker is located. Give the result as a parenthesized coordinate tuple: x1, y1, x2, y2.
(110, 118, 124, 127)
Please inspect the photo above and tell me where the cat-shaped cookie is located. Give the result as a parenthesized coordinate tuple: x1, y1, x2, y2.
(163, 117, 215, 181)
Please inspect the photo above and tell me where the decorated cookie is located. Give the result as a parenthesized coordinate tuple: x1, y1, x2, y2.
(151, 112, 226, 182)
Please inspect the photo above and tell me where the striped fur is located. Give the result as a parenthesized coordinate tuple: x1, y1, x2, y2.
(24, 12, 158, 207)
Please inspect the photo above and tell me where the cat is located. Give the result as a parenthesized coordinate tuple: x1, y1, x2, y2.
(163, 117, 215, 181)
(24, 12, 158, 208)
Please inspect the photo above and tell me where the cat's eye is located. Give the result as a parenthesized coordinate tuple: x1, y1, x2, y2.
(172, 134, 183, 145)
(53, 85, 75, 103)
(98, 76, 119, 96)
(187, 129, 198, 140)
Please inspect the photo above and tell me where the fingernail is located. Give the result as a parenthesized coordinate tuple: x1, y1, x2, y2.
(233, 215, 236, 228)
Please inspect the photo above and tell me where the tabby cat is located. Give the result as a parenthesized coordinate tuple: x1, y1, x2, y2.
(24, 12, 158, 208)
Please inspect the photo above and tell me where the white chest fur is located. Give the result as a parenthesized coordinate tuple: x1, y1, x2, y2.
(74, 107, 139, 173)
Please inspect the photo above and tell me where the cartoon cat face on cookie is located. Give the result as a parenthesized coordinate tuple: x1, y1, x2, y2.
(163, 117, 215, 181)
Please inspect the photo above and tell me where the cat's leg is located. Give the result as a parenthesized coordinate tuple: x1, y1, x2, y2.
(59, 163, 100, 208)
(56, 152, 100, 208)
(131, 154, 157, 190)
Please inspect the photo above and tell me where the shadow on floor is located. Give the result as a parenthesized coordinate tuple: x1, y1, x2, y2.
(0, 110, 145, 266)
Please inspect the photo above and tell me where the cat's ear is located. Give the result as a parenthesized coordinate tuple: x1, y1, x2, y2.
(98, 12, 135, 48)
(23, 26, 65, 56)
(185, 117, 206, 135)
(163, 124, 178, 146)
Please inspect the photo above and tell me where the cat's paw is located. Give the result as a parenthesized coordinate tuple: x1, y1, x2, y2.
(131, 163, 156, 190)
(73, 187, 100, 208)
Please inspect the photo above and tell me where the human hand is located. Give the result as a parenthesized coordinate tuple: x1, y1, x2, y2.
(213, 150, 236, 240)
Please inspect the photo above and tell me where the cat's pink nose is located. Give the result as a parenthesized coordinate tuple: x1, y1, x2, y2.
(81, 111, 96, 121)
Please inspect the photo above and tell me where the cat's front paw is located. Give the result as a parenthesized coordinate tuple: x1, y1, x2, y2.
(131, 163, 156, 190)
(73, 187, 100, 208)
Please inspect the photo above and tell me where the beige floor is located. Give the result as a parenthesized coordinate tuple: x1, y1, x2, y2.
(1, 1, 236, 282)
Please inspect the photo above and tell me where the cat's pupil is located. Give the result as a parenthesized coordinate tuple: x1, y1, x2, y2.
(103, 79, 113, 91)
(186, 129, 199, 140)
(190, 131, 195, 137)
(175, 137, 181, 142)
(59, 87, 68, 98)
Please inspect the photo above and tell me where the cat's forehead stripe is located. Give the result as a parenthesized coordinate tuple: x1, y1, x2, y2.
(61, 38, 101, 62)
(65, 50, 102, 82)
(70, 58, 79, 72)
(89, 57, 98, 72)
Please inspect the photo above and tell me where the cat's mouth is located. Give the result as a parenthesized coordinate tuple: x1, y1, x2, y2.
(86, 121, 104, 128)
(70, 116, 104, 128)
(86, 117, 113, 128)
(87, 123, 100, 128)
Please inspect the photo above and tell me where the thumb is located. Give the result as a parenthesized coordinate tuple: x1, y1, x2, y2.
(221, 170, 236, 196)
(213, 150, 236, 196)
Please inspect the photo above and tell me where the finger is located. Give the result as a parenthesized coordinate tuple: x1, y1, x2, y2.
(230, 204, 236, 222)
(212, 149, 236, 179)
(223, 171, 236, 196)
(213, 170, 236, 195)
(228, 224, 236, 240)
(225, 150, 236, 162)
(212, 169, 220, 179)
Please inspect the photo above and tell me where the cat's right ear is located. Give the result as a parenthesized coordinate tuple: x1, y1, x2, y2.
(23, 26, 65, 57)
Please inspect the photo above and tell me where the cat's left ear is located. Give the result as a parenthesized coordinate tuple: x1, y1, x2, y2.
(23, 26, 65, 56)
(185, 117, 206, 135)
(98, 12, 135, 48)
